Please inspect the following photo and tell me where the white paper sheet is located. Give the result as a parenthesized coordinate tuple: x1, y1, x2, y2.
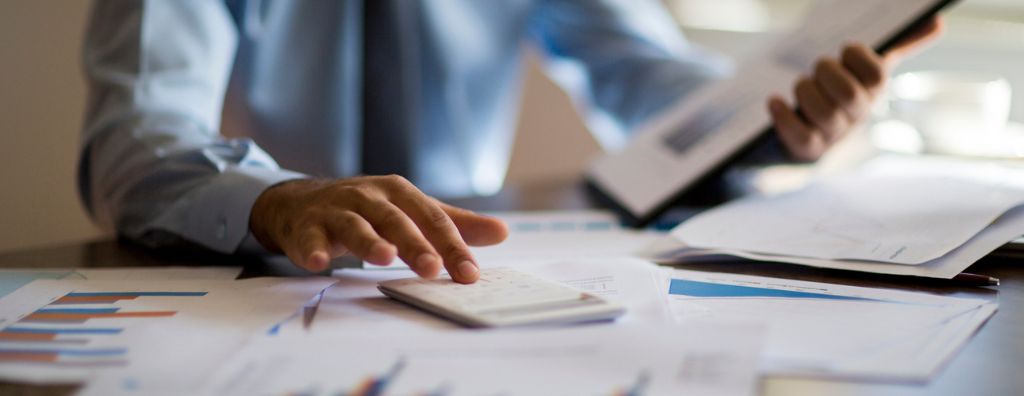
(655, 204, 1024, 279)
(663, 269, 996, 382)
(198, 324, 764, 396)
(0, 277, 335, 390)
(674, 172, 1024, 265)
(471, 211, 664, 261)
(0, 267, 242, 299)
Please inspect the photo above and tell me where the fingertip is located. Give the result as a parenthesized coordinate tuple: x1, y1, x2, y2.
(306, 251, 330, 272)
(451, 260, 479, 284)
(364, 242, 398, 266)
(463, 216, 510, 246)
(413, 253, 442, 279)
(488, 218, 510, 244)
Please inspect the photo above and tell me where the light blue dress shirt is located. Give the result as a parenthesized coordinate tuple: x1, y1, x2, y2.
(78, 0, 731, 255)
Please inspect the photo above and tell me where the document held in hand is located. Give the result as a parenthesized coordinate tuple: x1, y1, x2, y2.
(586, 0, 960, 226)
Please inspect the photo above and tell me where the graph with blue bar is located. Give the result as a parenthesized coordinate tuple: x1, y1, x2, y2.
(0, 290, 206, 366)
(668, 279, 874, 301)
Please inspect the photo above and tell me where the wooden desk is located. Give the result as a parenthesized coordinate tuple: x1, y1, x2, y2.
(1, 179, 1020, 395)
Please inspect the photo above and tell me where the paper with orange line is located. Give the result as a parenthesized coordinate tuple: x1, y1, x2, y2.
(0, 277, 335, 388)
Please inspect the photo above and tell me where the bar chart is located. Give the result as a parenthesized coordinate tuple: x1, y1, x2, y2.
(0, 291, 206, 366)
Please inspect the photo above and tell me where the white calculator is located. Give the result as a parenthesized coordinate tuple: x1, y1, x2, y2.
(378, 268, 626, 327)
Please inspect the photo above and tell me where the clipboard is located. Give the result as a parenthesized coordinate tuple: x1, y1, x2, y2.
(585, 0, 960, 227)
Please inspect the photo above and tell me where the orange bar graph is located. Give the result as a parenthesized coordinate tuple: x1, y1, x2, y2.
(0, 332, 57, 341)
(22, 311, 177, 323)
(0, 352, 58, 362)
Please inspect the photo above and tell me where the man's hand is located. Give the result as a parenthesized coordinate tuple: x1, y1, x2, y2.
(249, 175, 509, 283)
(769, 16, 944, 161)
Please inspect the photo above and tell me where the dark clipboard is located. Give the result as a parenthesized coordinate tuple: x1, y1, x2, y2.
(586, 0, 961, 228)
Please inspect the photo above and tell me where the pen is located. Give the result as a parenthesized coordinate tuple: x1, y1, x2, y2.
(951, 272, 1000, 287)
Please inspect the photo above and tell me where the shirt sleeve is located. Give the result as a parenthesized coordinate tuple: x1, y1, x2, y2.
(527, 0, 789, 165)
(79, 0, 304, 254)
(527, 0, 733, 136)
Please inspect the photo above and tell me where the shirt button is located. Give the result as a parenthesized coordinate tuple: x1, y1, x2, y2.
(216, 221, 227, 240)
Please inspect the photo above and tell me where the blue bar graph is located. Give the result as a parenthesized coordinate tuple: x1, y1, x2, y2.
(64, 292, 207, 297)
(0, 348, 127, 356)
(668, 279, 873, 301)
(2, 327, 123, 335)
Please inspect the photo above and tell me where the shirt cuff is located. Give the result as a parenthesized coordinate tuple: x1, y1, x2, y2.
(183, 166, 307, 254)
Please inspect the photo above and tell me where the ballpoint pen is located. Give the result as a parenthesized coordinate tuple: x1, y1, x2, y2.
(951, 272, 1000, 287)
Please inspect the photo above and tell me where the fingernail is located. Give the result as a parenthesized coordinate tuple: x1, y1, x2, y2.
(457, 261, 478, 279)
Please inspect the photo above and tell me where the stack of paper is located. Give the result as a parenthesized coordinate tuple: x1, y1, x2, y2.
(661, 268, 997, 382)
(646, 157, 1024, 278)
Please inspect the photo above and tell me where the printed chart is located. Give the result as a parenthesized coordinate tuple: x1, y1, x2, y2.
(0, 291, 205, 366)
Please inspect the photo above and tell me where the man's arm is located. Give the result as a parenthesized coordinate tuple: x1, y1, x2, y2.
(80, 0, 305, 254)
(80, 1, 506, 283)
(527, 0, 731, 138)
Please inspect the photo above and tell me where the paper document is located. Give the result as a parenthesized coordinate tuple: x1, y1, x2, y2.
(588, 0, 952, 222)
(675, 173, 1024, 264)
(645, 155, 1024, 278)
(664, 269, 996, 381)
(652, 204, 1024, 279)
(200, 324, 764, 396)
(472, 211, 663, 261)
(0, 277, 335, 392)
(0, 267, 242, 299)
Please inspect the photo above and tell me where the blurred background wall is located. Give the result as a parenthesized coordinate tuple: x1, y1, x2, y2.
(2, 0, 1023, 253)
(0, 1, 99, 253)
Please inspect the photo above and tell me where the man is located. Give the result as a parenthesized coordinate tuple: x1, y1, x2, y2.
(79, 1, 941, 284)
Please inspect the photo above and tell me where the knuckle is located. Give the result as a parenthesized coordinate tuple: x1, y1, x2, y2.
(381, 174, 412, 189)
(294, 212, 320, 232)
(440, 243, 471, 262)
(379, 209, 407, 229)
(816, 111, 842, 132)
(359, 235, 381, 252)
(426, 207, 452, 228)
(330, 184, 372, 202)
(833, 82, 857, 104)
(334, 210, 361, 230)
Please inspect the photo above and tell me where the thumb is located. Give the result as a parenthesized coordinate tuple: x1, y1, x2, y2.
(884, 16, 944, 66)
(288, 227, 332, 272)
(437, 201, 509, 246)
